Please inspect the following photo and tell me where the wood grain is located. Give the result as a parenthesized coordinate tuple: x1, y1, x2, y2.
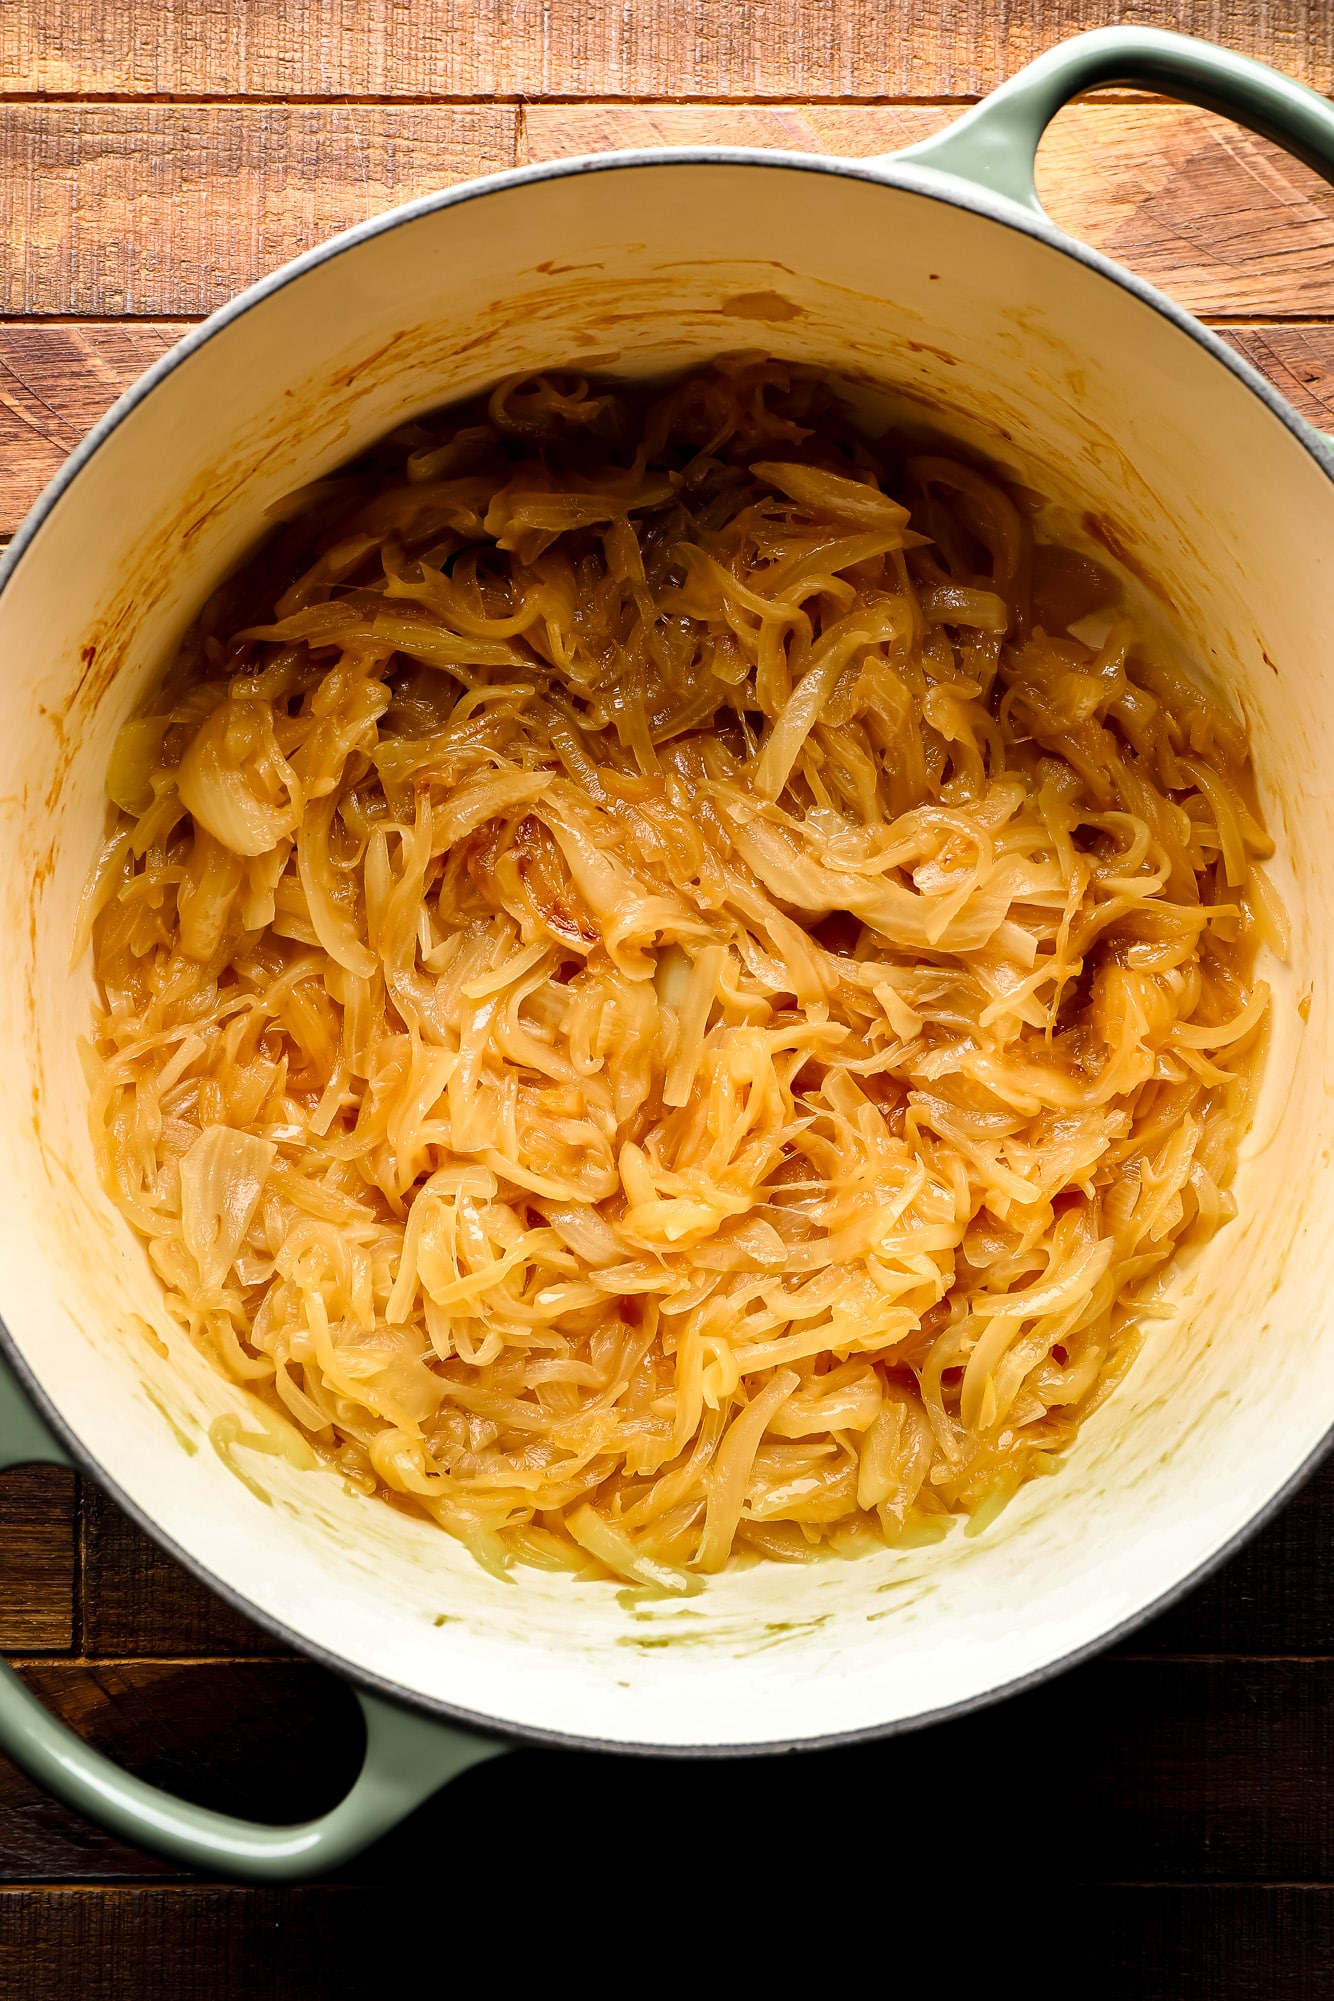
(1037, 104, 1334, 318)
(1219, 325, 1334, 422)
(3, 100, 1325, 322)
(0, 1888, 391, 2001)
(0, 105, 516, 315)
(0, 1469, 75, 1653)
(80, 1484, 287, 1660)
(0, 324, 185, 529)
(1092, 1892, 1334, 1999)
(0, 1882, 1327, 1999)
(2, 2, 1333, 100)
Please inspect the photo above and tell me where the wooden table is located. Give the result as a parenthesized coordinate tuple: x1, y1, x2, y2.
(3, 5, 1334, 1992)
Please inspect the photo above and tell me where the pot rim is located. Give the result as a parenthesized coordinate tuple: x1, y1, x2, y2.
(3, 140, 1330, 1758)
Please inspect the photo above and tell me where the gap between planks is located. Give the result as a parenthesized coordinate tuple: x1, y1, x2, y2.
(0, 91, 1182, 107)
(5, 1657, 303, 1668)
(1092, 1881, 1334, 1891)
(0, 1874, 1330, 1890)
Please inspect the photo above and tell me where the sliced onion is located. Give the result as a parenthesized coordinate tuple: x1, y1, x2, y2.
(180, 1127, 276, 1294)
(178, 702, 297, 858)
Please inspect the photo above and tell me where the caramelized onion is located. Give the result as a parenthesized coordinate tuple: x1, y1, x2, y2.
(85, 358, 1272, 1583)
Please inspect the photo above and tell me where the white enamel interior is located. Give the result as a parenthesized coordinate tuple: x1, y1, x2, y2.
(0, 156, 1329, 1751)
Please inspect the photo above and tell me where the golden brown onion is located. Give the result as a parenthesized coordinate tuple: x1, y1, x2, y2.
(84, 358, 1272, 1584)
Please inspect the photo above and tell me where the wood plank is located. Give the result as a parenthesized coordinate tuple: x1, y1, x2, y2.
(1, 101, 1330, 319)
(0, 1661, 361, 1880)
(0, 324, 185, 530)
(519, 100, 952, 160)
(0, 1468, 75, 1653)
(4, 1654, 1334, 1885)
(0, 105, 517, 316)
(2, 2, 1333, 100)
(4, 315, 1333, 538)
(1221, 324, 1334, 425)
(0, 1882, 1327, 2000)
(81, 1481, 287, 1659)
(0, 1888, 389, 2001)
(1071, 1660, 1334, 1883)
(1093, 1890, 1334, 1997)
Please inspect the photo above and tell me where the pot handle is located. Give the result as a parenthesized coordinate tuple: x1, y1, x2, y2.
(0, 1351, 508, 1880)
(893, 24, 1334, 217)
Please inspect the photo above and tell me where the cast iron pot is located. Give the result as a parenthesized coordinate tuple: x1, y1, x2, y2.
(0, 26, 1331, 1878)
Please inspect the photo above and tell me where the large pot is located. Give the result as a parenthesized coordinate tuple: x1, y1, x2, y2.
(1, 26, 1332, 1878)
